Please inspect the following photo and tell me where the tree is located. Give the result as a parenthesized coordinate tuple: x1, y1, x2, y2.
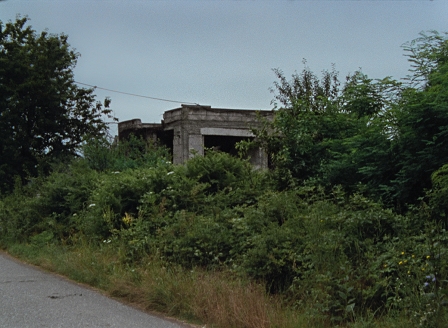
(391, 31, 448, 207)
(252, 64, 343, 188)
(0, 16, 113, 193)
(255, 64, 397, 195)
(324, 73, 401, 205)
(254, 31, 448, 211)
(326, 32, 448, 208)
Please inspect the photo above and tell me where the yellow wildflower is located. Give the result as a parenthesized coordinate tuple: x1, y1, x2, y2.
(122, 212, 133, 226)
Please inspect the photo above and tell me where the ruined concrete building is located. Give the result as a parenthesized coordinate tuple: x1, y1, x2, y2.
(118, 104, 274, 169)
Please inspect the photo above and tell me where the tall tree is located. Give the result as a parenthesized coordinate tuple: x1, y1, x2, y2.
(254, 31, 448, 211)
(392, 31, 448, 207)
(323, 73, 401, 204)
(0, 17, 112, 193)
(253, 63, 343, 188)
(256, 64, 397, 195)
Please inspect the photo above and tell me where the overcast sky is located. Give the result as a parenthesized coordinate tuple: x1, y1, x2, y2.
(1, 1, 447, 135)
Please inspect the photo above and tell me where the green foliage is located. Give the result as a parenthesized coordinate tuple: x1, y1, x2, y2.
(0, 160, 99, 243)
(185, 150, 254, 194)
(255, 65, 342, 187)
(83, 135, 171, 172)
(76, 163, 173, 238)
(254, 65, 402, 201)
(253, 31, 448, 211)
(270, 61, 340, 110)
(82, 137, 117, 172)
(0, 16, 113, 193)
(428, 164, 448, 225)
(392, 38, 448, 206)
(114, 152, 269, 263)
(1, 142, 448, 325)
(403, 31, 448, 87)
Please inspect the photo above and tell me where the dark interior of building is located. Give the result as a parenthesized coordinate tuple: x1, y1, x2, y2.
(203, 135, 253, 156)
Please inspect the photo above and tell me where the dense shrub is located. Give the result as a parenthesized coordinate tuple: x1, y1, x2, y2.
(0, 161, 98, 243)
(83, 135, 171, 172)
(428, 163, 448, 225)
(1, 144, 447, 325)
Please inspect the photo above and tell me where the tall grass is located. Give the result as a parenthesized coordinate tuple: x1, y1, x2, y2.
(6, 241, 305, 328)
(6, 240, 426, 328)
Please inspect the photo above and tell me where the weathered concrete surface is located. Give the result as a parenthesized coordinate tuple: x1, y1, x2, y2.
(118, 105, 274, 169)
(0, 252, 189, 328)
(163, 105, 272, 167)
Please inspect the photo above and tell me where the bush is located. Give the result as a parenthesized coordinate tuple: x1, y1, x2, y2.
(185, 150, 253, 194)
(82, 135, 171, 172)
(429, 163, 448, 225)
(0, 161, 98, 243)
(77, 162, 174, 238)
(2, 137, 448, 325)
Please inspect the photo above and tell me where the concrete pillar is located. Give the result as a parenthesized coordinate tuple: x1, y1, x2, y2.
(248, 147, 269, 170)
(172, 127, 183, 165)
(188, 134, 204, 158)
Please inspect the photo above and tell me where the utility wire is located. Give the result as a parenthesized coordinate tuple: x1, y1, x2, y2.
(74, 81, 199, 105)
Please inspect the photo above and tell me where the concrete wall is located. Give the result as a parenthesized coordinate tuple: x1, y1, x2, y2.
(118, 119, 163, 144)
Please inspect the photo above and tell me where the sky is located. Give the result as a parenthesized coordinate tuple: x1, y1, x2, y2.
(1, 0, 447, 136)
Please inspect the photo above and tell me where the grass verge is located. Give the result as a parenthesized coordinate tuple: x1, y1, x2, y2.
(5, 241, 304, 328)
(4, 241, 418, 328)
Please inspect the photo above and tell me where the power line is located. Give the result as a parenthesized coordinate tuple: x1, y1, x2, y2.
(74, 81, 199, 105)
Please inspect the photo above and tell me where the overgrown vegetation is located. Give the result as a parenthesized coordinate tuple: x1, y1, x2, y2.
(2, 141, 448, 327)
(1, 18, 448, 327)
(249, 31, 448, 211)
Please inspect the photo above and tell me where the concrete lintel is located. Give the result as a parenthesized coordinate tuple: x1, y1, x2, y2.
(200, 127, 254, 137)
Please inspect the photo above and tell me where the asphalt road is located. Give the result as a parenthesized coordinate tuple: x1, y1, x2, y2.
(0, 252, 189, 328)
